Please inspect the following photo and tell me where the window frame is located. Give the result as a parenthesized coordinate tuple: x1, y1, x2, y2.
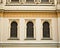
(25, 19, 36, 40)
(8, 19, 19, 40)
(41, 19, 52, 40)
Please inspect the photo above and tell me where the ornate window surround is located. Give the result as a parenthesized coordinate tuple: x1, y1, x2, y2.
(41, 19, 52, 40)
(10, 21, 18, 38)
(25, 19, 36, 40)
(8, 19, 19, 40)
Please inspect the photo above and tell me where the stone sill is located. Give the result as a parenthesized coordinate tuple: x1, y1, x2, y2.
(25, 38, 36, 40)
(41, 38, 52, 40)
(8, 37, 19, 40)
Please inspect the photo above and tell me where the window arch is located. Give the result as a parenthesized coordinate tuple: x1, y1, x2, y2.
(10, 21, 18, 38)
(26, 21, 34, 38)
(43, 21, 50, 38)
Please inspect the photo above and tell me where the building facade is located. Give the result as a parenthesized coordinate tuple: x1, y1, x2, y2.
(0, 0, 60, 48)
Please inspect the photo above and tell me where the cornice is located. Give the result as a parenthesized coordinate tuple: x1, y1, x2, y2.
(0, 9, 58, 12)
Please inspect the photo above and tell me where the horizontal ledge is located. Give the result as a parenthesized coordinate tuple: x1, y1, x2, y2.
(6, 4, 55, 6)
(0, 43, 58, 47)
(41, 38, 52, 40)
(8, 38, 19, 40)
(25, 38, 36, 40)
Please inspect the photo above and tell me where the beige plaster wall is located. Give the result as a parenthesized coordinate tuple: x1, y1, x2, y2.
(58, 17, 60, 42)
(0, 17, 58, 43)
(58, 13, 60, 43)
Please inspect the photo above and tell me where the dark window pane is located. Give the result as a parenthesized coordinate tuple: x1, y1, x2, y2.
(41, 0, 49, 2)
(43, 22, 50, 38)
(26, 0, 34, 2)
(10, 21, 17, 37)
(27, 21, 34, 38)
(12, 0, 19, 2)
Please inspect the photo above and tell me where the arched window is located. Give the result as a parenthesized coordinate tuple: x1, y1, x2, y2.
(43, 22, 50, 38)
(27, 21, 34, 38)
(10, 21, 18, 38)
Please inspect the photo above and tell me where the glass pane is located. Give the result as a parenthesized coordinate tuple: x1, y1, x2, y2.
(27, 21, 34, 38)
(11, 21, 17, 37)
(26, 0, 34, 2)
(43, 22, 50, 38)
(41, 0, 49, 2)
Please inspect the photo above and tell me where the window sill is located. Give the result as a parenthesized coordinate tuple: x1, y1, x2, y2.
(8, 37, 19, 40)
(41, 38, 52, 40)
(25, 38, 36, 40)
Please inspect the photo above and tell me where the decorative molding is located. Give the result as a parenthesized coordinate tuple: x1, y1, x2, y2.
(4, 10, 56, 12)
(1, 12, 57, 18)
(0, 10, 59, 18)
(6, 3, 55, 6)
(0, 43, 58, 47)
(6, 0, 55, 6)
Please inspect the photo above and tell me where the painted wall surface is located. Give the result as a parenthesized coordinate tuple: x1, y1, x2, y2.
(0, 0, 60, 48)
(0, 17, 58, 43)
(58, 18, 60, 42)
(0, 18, 1, 42)
(58, 12, 60, 48)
